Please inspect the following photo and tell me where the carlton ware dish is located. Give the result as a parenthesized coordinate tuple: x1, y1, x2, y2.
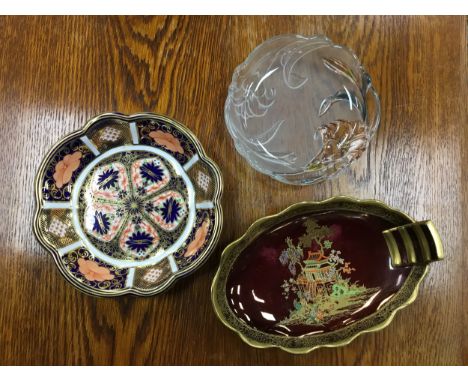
(211, 197, 443, 353)
(225, 35, 381, 185)
(34, 113, 223, 297)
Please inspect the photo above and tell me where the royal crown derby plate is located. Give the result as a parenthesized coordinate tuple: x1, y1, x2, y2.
(211, 197, 443, 353)
(34, 112, 223, 297)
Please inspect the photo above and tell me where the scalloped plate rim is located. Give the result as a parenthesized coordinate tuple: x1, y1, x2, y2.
(33, 112, 223, 297)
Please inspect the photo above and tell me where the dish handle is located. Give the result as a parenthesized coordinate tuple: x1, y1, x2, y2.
(383, 221, 444, 267)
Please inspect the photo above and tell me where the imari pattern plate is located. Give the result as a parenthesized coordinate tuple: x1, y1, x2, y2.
(34, 113, 223, 297)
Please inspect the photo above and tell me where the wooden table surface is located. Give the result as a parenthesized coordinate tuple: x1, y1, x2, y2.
(0, 16, 466, 365)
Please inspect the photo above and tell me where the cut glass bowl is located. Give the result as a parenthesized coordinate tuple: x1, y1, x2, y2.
(225, 35, 381, 185)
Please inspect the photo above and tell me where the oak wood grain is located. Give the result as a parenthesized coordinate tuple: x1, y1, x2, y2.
(0, 16, 466, 365)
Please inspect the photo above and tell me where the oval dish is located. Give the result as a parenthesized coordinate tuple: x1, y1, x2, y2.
(34, 112, 223, 297)
(211, 197, 442, 353)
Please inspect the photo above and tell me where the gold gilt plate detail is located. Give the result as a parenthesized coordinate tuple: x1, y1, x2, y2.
(34, 113, 223, 297)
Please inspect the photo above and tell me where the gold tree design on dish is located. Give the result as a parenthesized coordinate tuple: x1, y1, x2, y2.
(278, 219, 379, 326)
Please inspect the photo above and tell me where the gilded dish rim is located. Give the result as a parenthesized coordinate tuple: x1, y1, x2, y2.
(33, 112, 223, 297)
(211, 196, 429, 354)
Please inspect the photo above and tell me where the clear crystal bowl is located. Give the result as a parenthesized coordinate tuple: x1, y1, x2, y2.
(225, 34, 381, 185)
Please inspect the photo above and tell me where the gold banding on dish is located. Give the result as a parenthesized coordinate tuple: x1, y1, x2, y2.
(211, 197, 444, 354)
(34, 112, 223, 297)
(383, 221, 444, 267)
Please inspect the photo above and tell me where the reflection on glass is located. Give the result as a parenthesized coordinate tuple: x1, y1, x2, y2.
(252, 289, 265, 303)
(260, 311, 276, 321)
(350, 290, 381, 315)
